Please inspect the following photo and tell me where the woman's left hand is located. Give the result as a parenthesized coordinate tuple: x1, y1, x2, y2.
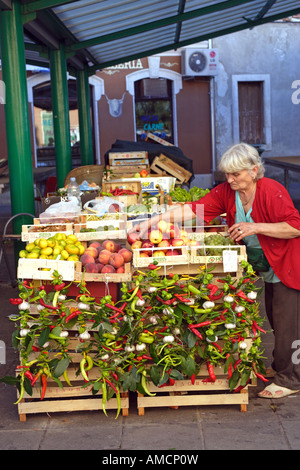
(228, 222, 257, 242)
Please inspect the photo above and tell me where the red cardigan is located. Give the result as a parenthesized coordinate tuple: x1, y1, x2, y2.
(190, 177, 300, 291)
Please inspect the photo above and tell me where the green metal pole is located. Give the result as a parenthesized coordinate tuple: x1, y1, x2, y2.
(0, 0, 35, 232)
(76, 66, 94, 166)
(49, 43, 72, 188)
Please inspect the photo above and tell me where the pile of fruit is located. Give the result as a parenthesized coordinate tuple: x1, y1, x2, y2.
(80, 239, 133, 274)
(127, 221, 199, 258)
(19, 234, 85, 262)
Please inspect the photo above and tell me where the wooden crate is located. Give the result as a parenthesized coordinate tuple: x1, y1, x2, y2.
(146, 132, 174, 146)
(151, 154, 192, 184)
(16, 318, 129, 421)
(17, 258, 77, 281)
(74, 217, 127, 241)
(137, 365, 251, 415)
(108, 152, 149, 169)
(132, 245, 189, 268)
(74, 260, 132, 282)
(189, 244, 247, 277)
(21, 223, 74, 242)
(100, 180, 143, 207)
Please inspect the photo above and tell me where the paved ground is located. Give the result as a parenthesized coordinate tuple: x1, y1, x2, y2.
(1, 187, 300, 452)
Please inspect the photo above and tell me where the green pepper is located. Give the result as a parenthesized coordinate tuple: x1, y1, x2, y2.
(138, 333, 154, 344)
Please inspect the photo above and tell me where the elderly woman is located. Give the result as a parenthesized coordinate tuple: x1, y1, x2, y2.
(137, 143, 300, 398)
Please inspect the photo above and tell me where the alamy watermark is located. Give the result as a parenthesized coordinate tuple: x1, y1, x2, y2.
(0, 80, 5, 104)
(291, 80, 300, 104)
(0, 340, 5, 364)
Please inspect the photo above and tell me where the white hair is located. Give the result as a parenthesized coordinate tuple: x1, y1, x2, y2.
(218, 143, 265, 180)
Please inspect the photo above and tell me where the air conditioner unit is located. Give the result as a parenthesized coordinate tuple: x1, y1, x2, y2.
(181, 48, 218, 76)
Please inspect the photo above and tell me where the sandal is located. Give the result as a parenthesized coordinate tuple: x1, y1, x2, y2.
(258, 383, 300, 399)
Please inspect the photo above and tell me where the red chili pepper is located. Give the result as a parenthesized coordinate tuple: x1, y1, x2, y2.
(234, 359, 242, 370)
(174, 294, 189, 302)
(228, 284, 236, 290)
(39, 298, 59, 311)
(119, 302, 127, 311)
(206, 361, 216, 382)
(228, 362, 233, 379)
(65, 309, 81, 323)
(188, 321, 211, 329)
(40, 374, 47, 400)
(111, 372, 118, 381)
(105, 377, 118, 394)
(105, 303, 125, 315)
(169, 378, 175, 386)
(32, 345, 40, 352)
(31, 370, 43, 386)
(24, 370, 34, 382)
(207, 284, 219, 296)
(156, 295, 176, 305)
(236, 290, 254, 303)
(54, 282, 65, 291)
(9, 298, 23, 305)
(233, 379, 250, 393)
(191, 373, 196, 385)
(210, 292, 224, 301)
(252, 323, 257, 338)
(212, 342, 222, 353)
(252, 320, 266, 334)
(190, 328, 203, 340)
(142, 355, 153, 361)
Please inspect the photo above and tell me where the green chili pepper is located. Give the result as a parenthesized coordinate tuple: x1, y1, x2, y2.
(102, 380, 108, 416)
(141, 370, 156, 397)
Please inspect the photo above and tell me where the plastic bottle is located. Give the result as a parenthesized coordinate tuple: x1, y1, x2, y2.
(67, 177, 81, 208)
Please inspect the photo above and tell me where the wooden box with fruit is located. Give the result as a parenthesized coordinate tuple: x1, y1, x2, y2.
(74, 217, 127, 241)
(21, 223, 74, 242)
(76, 239, 133, 282)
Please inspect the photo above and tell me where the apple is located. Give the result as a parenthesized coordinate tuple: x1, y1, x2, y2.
(139, 252, 149, 257)
(157, 220, 168, 233)
(171, 238, 184, 247)
(80, 253, 95, 266)
(127, 230, 141, 245)
(140, 170, 148, 178)
(131, 240, 143, 249)
(141, 240, 154, 249)
(158, 240, 171, 252)
(153, 250, 166, 258)
(165, 249, 181, 256)
(149, 230, 163, 245)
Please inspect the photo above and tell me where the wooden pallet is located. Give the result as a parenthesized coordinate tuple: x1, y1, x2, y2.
(151, 154, 192, 184)
(137, 366, 251, 415)
(16, 315, 129, 421)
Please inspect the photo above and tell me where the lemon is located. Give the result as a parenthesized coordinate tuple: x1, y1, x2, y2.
(39, 254, 48, 259)
(76, 243, 85, 255)
(53, 233, 64, 241)
(19, 250, 28, 258)
(40, 247, 53, 256)
(66, 234, 78, 243)
(46, 238, 56, 248)
(25, 242, 35, 252)
(65, 244, 80, 255)
(67, 254, 79, 262)
(53, 246, 62, 256)
(60, 249, 69, 260)
(27, 251, 39, 259)
(38, 238, 48, 249)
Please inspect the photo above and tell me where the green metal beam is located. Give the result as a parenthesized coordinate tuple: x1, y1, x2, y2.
(49, 42, 72, 188)
(0, 0, 36, 232)
(22, 0, 78, 15)
(88, 5, 300, 74)
(76, 66, 93, 166)
(68, 0, 254, 52)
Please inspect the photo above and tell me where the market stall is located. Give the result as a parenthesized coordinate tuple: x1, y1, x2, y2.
(1, 169, 268, 421)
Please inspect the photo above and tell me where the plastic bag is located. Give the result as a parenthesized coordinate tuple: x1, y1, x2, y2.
(83, 197, 124, 216)
(39, 198, 81, 223)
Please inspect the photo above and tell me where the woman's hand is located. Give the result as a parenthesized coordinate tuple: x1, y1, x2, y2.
(228, 222, 257, 242)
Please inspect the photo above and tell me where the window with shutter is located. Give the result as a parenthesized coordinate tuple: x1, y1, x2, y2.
(238, 81, 264, 144)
